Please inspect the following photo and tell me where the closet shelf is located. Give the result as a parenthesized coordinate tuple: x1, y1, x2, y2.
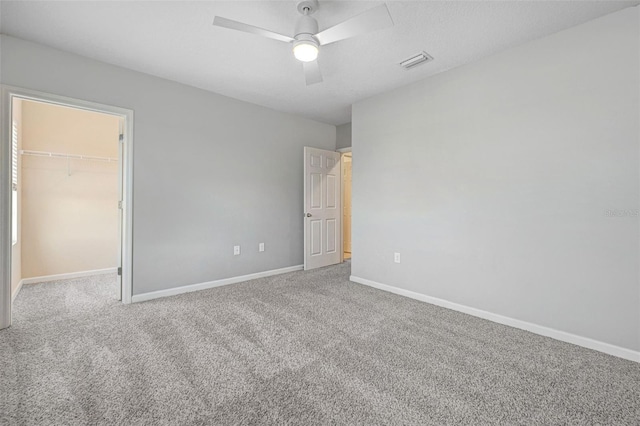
(20, 150, 117, 163)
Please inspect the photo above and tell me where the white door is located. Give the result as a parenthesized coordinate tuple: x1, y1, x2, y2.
(304, 147, 342, 270)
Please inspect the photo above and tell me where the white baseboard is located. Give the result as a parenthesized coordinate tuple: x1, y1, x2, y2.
(20, 268, 118, 285)
(350, 275, 640, 363)
(132, 265, 304, 303)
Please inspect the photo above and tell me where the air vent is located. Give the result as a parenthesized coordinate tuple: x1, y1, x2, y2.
(399, 51, 433, 70)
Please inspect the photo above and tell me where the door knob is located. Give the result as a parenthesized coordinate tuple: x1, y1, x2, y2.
(306, 213, 312, 217)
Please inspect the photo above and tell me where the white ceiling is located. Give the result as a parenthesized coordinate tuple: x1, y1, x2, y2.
(1, 1, 637, 125)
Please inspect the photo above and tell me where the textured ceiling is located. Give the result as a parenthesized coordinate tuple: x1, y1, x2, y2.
(1, 1, 637, 125)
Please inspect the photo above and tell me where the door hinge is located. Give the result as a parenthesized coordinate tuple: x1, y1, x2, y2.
(119, 134, 124, 143)
(117, 267, 122, 276)
(118, 200, 123, 209)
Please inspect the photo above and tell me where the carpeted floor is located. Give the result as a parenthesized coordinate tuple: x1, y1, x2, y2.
(0, 263, 638, 425)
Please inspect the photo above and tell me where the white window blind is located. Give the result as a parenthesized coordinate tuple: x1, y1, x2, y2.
(11, 122, 18, 190)
(12, 121, 18, 245)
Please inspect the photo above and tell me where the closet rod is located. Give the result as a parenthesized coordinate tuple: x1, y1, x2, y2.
(20, 149, 117, 163)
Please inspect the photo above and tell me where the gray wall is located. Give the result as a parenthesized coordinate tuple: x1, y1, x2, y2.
(336, 122, 352, 149)
(1, 35, 336, 295)
(352, 7, 639, 351)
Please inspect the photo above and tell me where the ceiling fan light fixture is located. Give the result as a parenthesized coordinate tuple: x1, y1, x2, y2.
(213, 1, 394, 85)
(293, 39, 319, 62)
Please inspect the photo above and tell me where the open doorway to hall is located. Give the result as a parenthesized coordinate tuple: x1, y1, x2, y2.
(342, 152, 351, 260)
(10, 98, 123, 308)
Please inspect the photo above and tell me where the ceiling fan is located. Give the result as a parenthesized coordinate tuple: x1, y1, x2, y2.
(212, 0, 394, 85)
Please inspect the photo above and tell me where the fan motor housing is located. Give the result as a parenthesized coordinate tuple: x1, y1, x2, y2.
(293, 35, 318, 51)
(295, 14, 319, 37)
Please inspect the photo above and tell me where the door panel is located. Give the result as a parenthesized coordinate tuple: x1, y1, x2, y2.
(310, 219, 322, 255)
(326, 174, 337, 208)
(326, 219, 337, 253)
(304, 147, 342, 270)
(310, 173, 322, 208)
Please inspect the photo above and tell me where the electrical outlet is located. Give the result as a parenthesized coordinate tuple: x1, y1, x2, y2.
(259, 243, 265, 252)
(394, 252, 401, 263)
(234, 245, 241, 256)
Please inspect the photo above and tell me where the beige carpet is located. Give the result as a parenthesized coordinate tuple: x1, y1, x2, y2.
(1, 263, 638, 424)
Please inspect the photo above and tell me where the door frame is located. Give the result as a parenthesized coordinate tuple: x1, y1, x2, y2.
(0, 85, 134, 329)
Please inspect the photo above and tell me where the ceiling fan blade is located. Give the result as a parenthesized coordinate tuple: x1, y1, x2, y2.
(213, 16, 294, 43)
(303, 60, 323, 86)
(315, 4, 393, 46)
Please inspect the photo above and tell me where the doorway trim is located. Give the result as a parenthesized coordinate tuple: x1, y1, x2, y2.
(0, 85, 134, 329)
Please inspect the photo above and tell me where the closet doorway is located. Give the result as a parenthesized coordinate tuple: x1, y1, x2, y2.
(1, 87, 133, 330)
(341, 150, 352, 261)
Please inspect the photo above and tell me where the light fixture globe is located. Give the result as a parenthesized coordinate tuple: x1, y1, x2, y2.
(293, 39, 318, 62)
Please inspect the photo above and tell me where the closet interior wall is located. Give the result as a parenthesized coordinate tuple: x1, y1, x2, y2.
(20, 100, 120, 279)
